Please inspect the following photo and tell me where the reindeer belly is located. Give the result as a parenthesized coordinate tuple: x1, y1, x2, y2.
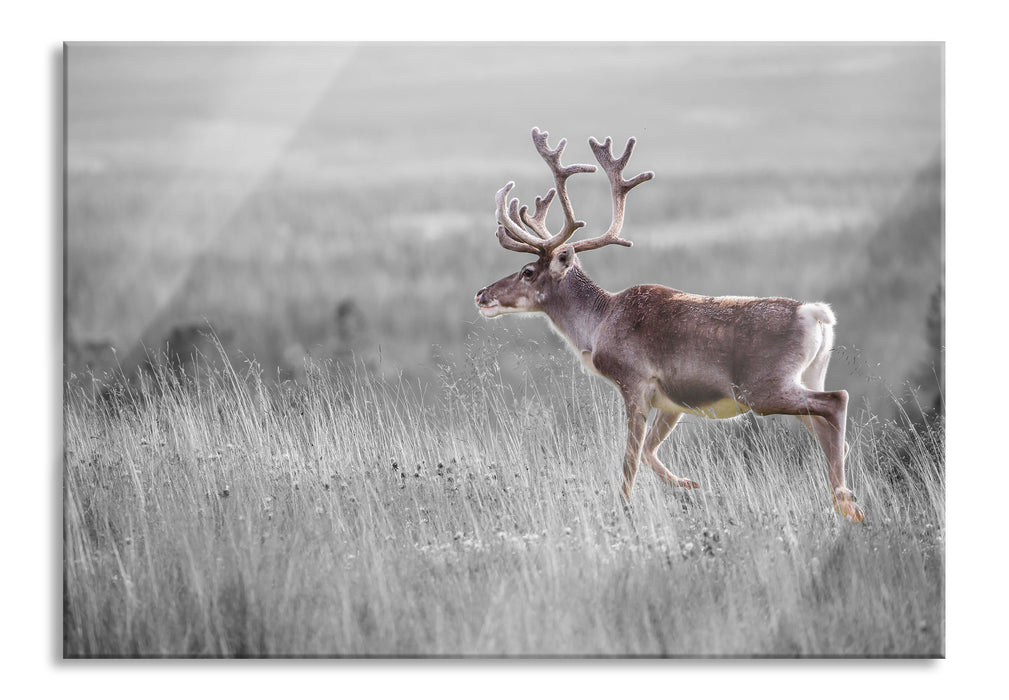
(650, 375, 751, 419)
(652, 393, 751, 419)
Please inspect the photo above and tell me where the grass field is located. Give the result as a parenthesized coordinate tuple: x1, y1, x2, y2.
(64, 341, 943, 657)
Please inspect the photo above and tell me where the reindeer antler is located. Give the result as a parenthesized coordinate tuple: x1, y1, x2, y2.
(525, 128, 596, 250)
(495, 181, 547, 254)
(572, 136, 653, 253)
(493, 128, 651, 257)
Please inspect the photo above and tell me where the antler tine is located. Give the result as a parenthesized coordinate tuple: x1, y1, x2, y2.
(496, 225, 540, 254)
(530, 127, 596, 251)
(572, 136, 654, 253)
(495, 181, 547, 252)
(511, 197, 555, 243)
(508, 198, 524, 230)
(520, 188, 556, 239)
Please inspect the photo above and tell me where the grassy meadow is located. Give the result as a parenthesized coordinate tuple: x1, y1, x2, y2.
(64, 342, 943, 657)
(64, 44, 944, 657)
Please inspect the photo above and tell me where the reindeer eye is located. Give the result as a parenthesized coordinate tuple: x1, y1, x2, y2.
(521, 267, 535, 280)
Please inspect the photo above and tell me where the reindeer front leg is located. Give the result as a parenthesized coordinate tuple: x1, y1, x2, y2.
(621, 399, 649, 499)
(643, 409, 700, 489)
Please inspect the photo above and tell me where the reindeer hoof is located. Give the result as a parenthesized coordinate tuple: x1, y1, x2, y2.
(833, 491, 864, 523)
(677, 478, 700, 489)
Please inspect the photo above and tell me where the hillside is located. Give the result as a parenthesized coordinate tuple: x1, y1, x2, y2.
(827, 154, 944, 416)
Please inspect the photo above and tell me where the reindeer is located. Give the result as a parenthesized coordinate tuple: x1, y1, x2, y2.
(475, 128, 863, 522)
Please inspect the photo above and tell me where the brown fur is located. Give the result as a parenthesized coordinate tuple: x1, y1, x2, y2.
(476, 257, 863, 521)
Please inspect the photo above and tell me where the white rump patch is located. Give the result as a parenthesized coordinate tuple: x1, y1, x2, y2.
(799, 302, 836, 326)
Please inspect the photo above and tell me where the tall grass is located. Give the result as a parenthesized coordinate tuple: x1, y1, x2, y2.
(64, 342, 943, 657)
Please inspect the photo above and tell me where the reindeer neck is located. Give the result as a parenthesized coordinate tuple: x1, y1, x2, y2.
(541, 265, 612, 352)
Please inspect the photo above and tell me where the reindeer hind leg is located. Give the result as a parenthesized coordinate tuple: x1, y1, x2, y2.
(752, 381, 862, 522)
(796, 388, 862, 522)
(798, 312, 849, 458)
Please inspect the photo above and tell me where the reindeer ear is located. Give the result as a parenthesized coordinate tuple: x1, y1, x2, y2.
(550, 245, 576, 279)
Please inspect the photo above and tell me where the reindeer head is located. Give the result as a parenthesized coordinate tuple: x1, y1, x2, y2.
(475, 127, 653, 318)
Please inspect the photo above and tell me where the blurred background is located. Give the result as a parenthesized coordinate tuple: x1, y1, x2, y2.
(65, 42, 943, 416)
